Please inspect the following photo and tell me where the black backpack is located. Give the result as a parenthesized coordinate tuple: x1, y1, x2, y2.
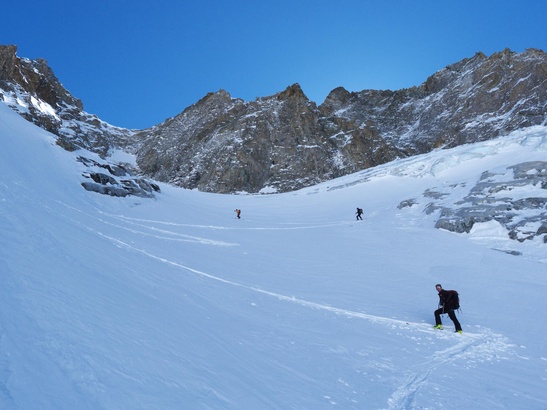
(447, 290, 460, 310)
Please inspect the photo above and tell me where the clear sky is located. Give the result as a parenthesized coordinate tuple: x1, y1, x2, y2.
(3, 0, 546, 129)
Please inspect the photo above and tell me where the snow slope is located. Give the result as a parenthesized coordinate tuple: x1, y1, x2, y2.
(1, 102, 546, 409)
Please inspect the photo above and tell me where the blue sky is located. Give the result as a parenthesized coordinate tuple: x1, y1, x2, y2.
(4, 1, 546, 129)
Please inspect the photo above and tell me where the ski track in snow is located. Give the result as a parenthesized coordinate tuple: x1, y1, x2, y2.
(61, 204, 517, 409)
(386, 328, 513, 409)
(99, 210, 355, 231)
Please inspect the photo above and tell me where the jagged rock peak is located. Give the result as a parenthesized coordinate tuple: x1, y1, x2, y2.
(0, 44, 137, 156)
(0, 45, 83, 111)
(426, 48, 546, 92)
(196, 89, 233, 105)
(322, 87, 354, 110)
(276, 83, 308, 101)
(441, 51, 487, 74)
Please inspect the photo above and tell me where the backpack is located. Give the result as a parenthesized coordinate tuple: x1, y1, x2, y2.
(446, 290, 460, 310)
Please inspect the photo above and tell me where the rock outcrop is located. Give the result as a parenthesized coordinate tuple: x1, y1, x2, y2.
(78, 156, 160, 198)
(399, 160, 547, 244)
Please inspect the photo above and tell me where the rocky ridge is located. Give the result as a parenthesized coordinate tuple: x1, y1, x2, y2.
(321, 49, 547, 154)
(1, 45, 546, 197)
(0, 45, 137, 157)
(136, 85, 397, 193)
(0, 44, 546, 244)
(136, 48, 547, 193)
(0, 45, 158, 198)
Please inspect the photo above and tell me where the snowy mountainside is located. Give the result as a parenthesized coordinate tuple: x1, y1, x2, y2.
(314, 126, 547, 261)
(0, 48, 161, 199)
(322, 49, 547, 152)
(2, 45, 546, 194)
(1, 103, 547, 409)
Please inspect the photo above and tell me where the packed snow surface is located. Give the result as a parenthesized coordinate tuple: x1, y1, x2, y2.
(1, 102, 546, 409)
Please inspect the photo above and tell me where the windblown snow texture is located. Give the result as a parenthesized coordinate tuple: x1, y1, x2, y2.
(1, 102, 546, 409)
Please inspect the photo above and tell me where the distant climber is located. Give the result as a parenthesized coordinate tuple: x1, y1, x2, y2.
(356, 207, 363, 220)
(235, 209, 241, 219)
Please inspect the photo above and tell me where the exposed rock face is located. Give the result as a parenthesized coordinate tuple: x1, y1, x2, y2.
(0, 45, 158, 198)
(136, 85, 398, 193)
(78, 156, 161, 198)
(1, 45, 546, 194)
(321, 49, 547, 156)
(137, 48, 547, 193)
(0, 45, 136, 157)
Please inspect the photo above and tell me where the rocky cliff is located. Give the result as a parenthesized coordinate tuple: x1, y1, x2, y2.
(136, 84, 398, 193)
(1, 45, 546, 194)
(321, 49, 547, 155)
(0, 45, 135, 157)
(0, 45, 158, 198)
(136, 48, 547, 193)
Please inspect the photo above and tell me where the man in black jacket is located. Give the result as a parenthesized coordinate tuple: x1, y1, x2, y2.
(433, 284, 462, 333)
